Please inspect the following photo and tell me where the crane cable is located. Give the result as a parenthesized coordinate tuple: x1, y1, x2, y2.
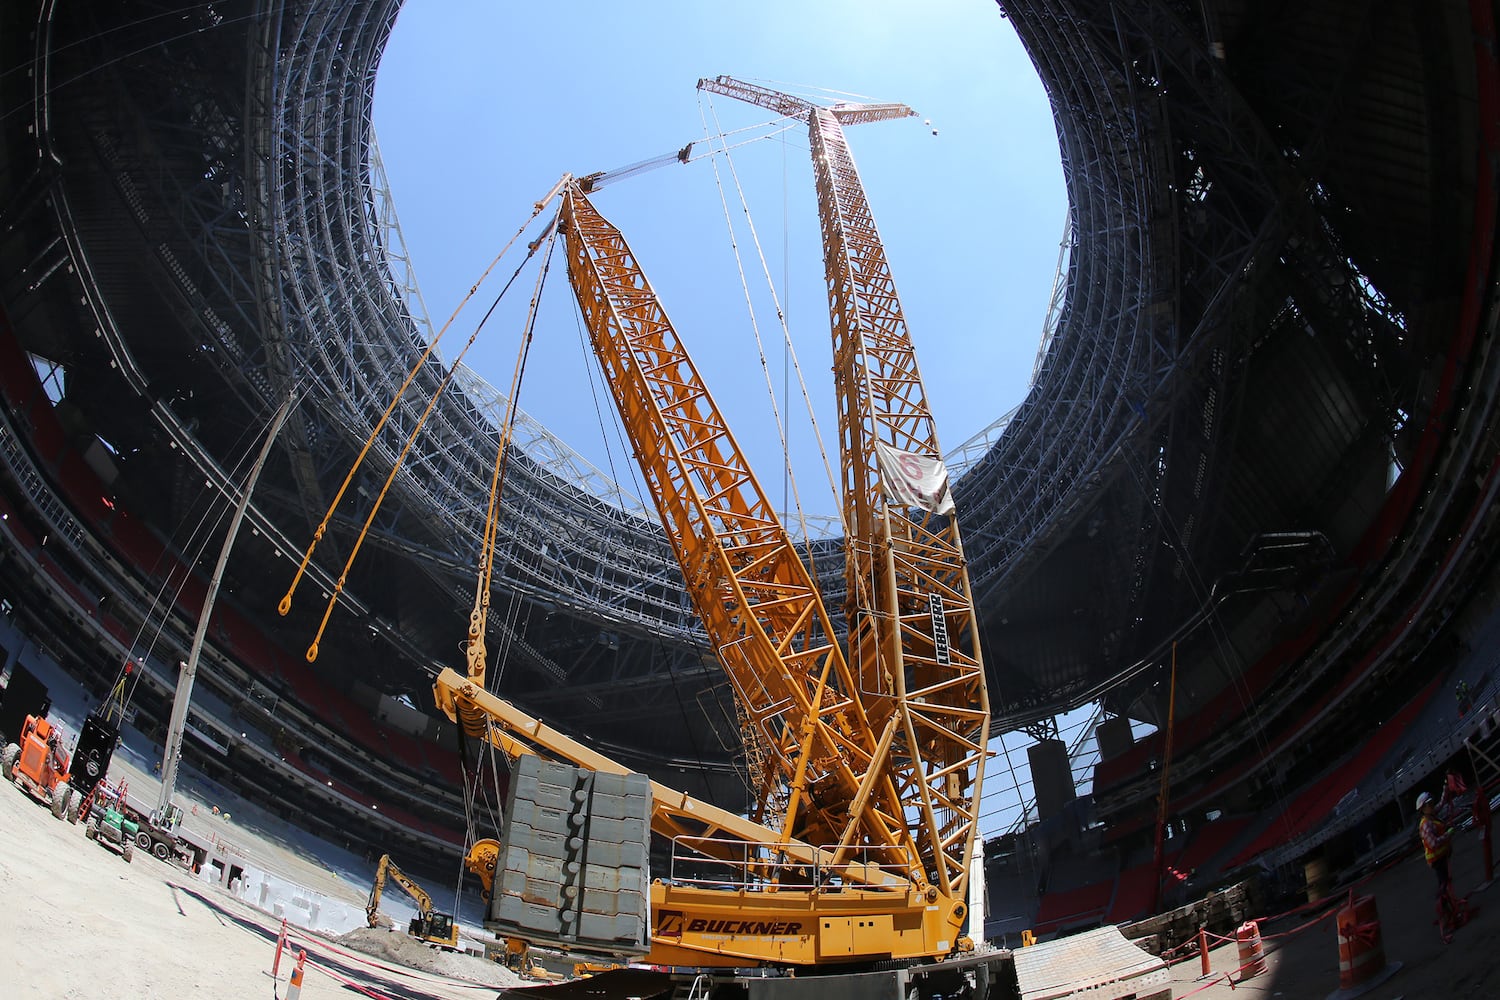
(698, 93, 848, 544)
(581, 116, 799, 193)
(452, 218, 562, 904)
(111, 379, 315, 715)
(277, 187, 557, 634)
(288, 208, 559, 662)
(562, 268, 720, 792)
(465, 214, 562, 696)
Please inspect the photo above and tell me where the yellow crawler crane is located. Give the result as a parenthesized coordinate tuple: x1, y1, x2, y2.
(435, 156, 987, 964)
(296, 83, 987, 970)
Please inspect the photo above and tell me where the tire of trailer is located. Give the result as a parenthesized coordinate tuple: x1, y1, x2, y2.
(0, 743, 17, 781)
(153, 841, 170, 861)
(123, 841, 133, 863)
(86, 819, 98, 840)
(51, 784, 71, 820)
(136, 831, 152, 851)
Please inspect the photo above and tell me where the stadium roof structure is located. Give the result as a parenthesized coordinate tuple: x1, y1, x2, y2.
(0, 0, 1495, 844)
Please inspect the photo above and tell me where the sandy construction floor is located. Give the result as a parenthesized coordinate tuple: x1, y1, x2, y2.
(0, 771, 524, 1000)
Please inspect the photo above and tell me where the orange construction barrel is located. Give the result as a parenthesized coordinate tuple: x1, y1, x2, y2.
(1236, 920, 1267, 980)
(1336, 896, 1387, 990)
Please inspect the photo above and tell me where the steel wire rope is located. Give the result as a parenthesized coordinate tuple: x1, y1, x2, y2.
(558, 268, 721, 805)
(781, 124, 793, 520)
(278, 191, 555, 627)
(747, 77, 880, 105)
(113, 424, 260, 704)
(1, 1, 278, 128)
(287, 203, 558, 661)
(971, 707, 1114, 882)
(468, 218, 562, 693)
(112, 379, 316, 718)
(585, 120, 799, 192)
(1113, 448, 1292, 846)
(450, 710, 509, 919)
(698, 92, 848, 548)
(974, 709, 1102, 817)
(989, 729, 1043, 890)
(684, 127, 801, 165)
(651, 635, 723, 810)
(449, 225, 563, 925)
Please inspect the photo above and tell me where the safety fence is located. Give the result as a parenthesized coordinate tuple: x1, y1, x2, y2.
(268, 918, 504, 1000)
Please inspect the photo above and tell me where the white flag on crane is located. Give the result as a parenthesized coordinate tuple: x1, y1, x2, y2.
(876, 442, 956, 515)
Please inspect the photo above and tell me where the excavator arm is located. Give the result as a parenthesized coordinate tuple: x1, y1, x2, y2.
(368, 853, 437, 925)
(366, 854, 388, 927)
(368, 854, 459, 949)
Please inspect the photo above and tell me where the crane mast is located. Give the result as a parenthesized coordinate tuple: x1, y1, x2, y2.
(558, 184, 914, 867)
(698, 75, 990, 903)
(544, 181, 975, 965)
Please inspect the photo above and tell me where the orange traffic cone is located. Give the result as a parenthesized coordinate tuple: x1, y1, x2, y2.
(286, 949, 306, 1000)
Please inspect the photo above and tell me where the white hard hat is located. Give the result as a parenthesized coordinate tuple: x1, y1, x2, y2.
(1416, 791, 1433, 810)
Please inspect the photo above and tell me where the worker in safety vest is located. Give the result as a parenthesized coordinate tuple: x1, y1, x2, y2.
(44, 730, 67, 783)
(1417, 790, 1453, 891)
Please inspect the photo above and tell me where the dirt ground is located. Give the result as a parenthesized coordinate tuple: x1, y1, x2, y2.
(0, 773, 524, 999)
(3, 758, 1497, 999)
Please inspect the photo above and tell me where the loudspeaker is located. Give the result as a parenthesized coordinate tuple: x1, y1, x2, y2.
(70, 710, 120, 796)
(0, 664, 48, 744)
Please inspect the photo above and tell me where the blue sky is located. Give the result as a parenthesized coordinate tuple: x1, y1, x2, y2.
(373, 3, 1085, 839)
(372, 0, 1066, 523)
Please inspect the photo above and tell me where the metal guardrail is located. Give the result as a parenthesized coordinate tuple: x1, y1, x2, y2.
(666, 835, 907, 891)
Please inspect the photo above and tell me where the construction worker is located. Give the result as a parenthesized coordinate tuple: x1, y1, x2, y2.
(45, 730, 66, 782)
(1417, 791, 1453, 893)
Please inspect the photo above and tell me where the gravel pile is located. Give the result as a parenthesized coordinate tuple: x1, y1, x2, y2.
(338, 926, 527, 988)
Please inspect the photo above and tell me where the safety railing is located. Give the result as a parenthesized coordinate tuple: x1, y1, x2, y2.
(665, 835, 909, 893)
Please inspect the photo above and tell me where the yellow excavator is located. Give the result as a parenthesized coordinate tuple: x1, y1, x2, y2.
(366, 854, 459, 950)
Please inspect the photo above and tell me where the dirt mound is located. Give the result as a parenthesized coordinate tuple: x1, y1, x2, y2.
(337, 926, 526, 988)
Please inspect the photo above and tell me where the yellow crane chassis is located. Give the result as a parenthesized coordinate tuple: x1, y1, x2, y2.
(645, 880, 965, 967)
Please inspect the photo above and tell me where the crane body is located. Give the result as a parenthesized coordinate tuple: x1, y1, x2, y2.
(434, 665, 957, 966)
(302, 79, 988, 971)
